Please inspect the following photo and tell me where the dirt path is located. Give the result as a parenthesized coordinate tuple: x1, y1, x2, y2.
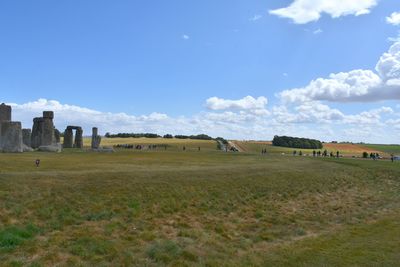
(229, 141, 247, 152)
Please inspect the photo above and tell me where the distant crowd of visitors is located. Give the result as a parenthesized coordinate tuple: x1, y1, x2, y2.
(114, 144, 168, 150)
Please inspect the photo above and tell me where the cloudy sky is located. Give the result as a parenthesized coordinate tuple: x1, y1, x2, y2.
(1, 0, 400, 143)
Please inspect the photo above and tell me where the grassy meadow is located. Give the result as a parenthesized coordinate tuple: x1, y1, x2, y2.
(362, 144, 400, 155)
(84, 137, 218, 152)
(0, 138, 399, 266)
(234, 140, 397, 157)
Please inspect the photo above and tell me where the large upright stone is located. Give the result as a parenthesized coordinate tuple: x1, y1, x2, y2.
(91, 127, 101, 149)
(1, 121, 23, 153)
(22, 129, 32, 147)
(31, 117, 44, 149)
(0, 104, 23, 153)
(31, 111, 58, 149)
(54, 128, 61, 143)
(0, 103, 11, 122)
(74, 127, 83, 149)
(63, 127, 74, 148)
(42, 111, 55, 146)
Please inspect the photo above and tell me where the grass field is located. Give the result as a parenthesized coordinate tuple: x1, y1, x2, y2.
(85, 137, 218, 152)
(234, 141, 393, 157)
(0, 142, 399, 266)
(362, 144, 400, 155)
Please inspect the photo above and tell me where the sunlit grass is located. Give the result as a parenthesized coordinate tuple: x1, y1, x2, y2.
(0, 146, 399, 266)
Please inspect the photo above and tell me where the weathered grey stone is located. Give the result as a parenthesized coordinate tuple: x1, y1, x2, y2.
(38, 144, 62, 153)
(74, 127, 83, 149)
(0, 103, 11, 122)
(42, 114, 55, 146)
(1, 121, 23, 153)
(63, 127, 74, 148)
(31, 117, 44, 149)
(31, 111, 57, 149)
(63, 126, 83, 149)
(91, 127, 101, 149)
(54, 128, 61, 143)
(22, 129, 32, 147)
(43, 111, 54, 119)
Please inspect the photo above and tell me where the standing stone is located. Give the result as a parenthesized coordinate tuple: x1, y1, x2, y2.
(0, 103, 11, 122)
(91, 127, 101, 149)
(63, 127, 74, 148)
(42, 111, 55, 146)
(1, 121, 23, 153)
(54, 128, 61, 143)
(31, 117, 44, 149)
(31, 111, 58, 149)
(0, 104, 23, 153)
(22, 129, 32, 147)
(74, 127, 83, 149)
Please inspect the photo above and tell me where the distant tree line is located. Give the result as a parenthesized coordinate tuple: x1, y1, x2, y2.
(272, 135, 323, 149)
(105, 132, 214, 140)
(105, 133, 161, 138)
(174, 134, 213, 140)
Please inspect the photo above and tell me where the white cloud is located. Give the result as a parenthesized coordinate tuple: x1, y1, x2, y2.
(182, 34, 190, 40)
(313, 28, 323, 34)
(3, 97, 399, 144)
(269, 0, 377, 24)
(206, 96, 268, 112)
(387, 12, 400, 26)
(271, 101, 394, 127)
(280, 41, 400, 103)
(344, 106, 393, 125)
(249, 14, 262, 21)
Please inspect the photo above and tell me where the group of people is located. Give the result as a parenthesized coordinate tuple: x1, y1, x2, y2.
(370, 153, 381, 160)
(291, 150, 341, 158)
(114, 144, 168, 150)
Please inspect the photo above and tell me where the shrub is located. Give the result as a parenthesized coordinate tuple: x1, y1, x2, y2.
(174, 135, 189, 139)
(272, 135, 323, 149)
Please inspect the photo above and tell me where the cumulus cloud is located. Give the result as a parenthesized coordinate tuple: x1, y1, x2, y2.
(206, 96, 268, 111)
(269, 0, 377, 24)
(3, 97, 399, 143)
(9, 99, 171, 135)
(280, 41, 400, 103)
(387, 12, 400, 26)
(344, 106, 393, 125)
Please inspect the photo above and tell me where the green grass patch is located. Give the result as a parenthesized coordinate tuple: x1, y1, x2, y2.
(0, 148, 399, 265)
(0, 224, 39, 251)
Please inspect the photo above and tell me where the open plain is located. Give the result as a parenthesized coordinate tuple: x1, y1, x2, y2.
(0, 138, 399, 266)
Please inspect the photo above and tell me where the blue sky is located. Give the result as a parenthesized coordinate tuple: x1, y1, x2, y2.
(1, 0, 400, 143)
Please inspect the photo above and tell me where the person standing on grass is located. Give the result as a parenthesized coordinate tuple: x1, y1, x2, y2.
(337, 151, 340, 158)
(35, 159, 40, 167)
(391, 154, 394, 162)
